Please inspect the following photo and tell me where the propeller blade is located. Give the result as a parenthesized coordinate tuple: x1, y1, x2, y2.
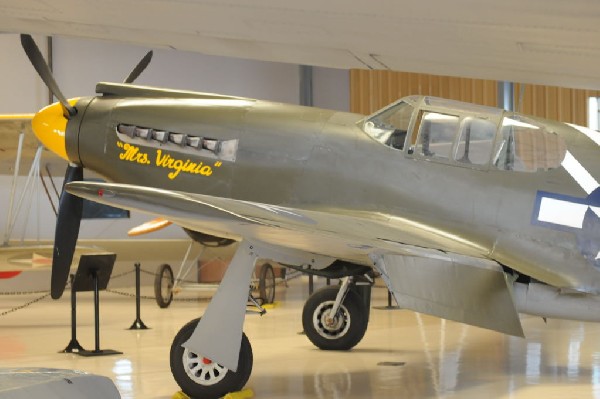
(51, 165, 83, 299)
(20, 34, 77, 117)
(123, 50, 153, 84)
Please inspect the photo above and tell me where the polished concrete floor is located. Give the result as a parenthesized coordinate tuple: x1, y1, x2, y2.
(3, 276, 600, 398)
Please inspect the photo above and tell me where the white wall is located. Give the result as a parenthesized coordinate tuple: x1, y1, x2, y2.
(0, 34, 349, 242)
(52, 37, 302, 104)
(0, 34, 349, 111)
(313, 66, 349, 112)
(0, 34, 48, 114)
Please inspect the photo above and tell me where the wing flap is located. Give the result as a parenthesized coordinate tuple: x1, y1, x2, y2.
(371, 252, 524, 337)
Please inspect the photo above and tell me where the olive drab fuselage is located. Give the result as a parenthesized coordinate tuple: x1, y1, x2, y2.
(65, 83, 600, 293)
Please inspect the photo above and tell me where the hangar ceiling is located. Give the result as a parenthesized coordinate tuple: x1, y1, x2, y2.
(1, 0, 600, 89)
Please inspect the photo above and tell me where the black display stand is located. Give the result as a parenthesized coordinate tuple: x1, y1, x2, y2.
(62, 253, 122, 357)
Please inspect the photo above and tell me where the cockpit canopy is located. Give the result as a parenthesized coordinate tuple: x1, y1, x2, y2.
(362, 96, 567, 172)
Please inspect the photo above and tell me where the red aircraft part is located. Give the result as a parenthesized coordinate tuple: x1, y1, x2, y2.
(0, 271, 22, 279)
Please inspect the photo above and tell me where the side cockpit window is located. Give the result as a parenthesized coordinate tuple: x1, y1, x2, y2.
(493, 116, 566, 172)
(362, 101, 415, 150)
(454, 117, 497, 165)
(409, 111, 496, 167)
(415, 112, 459, 159)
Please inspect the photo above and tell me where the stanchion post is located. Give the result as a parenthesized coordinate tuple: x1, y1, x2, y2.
(129, 262, 150, 330)
(373, 289, 401, 311)
(93, 269, 101, 351)
(60, 274, 86, 353)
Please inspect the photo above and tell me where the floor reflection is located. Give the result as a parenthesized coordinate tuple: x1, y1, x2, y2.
(112, 359, 133, 397)
(297, 312, 600, 398)
(312, 362, 352, 399)
(6, 279, 600, 398)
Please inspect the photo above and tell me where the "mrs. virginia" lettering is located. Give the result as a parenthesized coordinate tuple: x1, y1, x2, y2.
(156, 149, 214, 180)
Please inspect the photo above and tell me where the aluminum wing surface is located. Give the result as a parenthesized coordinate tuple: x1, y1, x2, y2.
(64, 182, 489, 263)
(66, 181, 523, 336)
(370, 251, 524, 337)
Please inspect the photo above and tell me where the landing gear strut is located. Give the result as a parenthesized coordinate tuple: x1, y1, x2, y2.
(302, 276, 372, 350)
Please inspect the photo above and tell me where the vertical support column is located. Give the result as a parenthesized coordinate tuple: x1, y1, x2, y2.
(93, 270, 101, 352)
(588, 97, 599, 130)
(300, 65, 313, 107)
(497, 81, 514, 111)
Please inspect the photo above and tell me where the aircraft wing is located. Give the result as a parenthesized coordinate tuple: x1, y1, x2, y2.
(0, 243, 113, 273)
(2, 1, 600, 89)
(65, 181, 489, 262)
(0, 116, 65, 175)
(66, 180, 524, 337)
(0, 116, 36, 174)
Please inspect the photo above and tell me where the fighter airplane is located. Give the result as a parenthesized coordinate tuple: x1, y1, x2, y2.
(18, 34, 600, 398)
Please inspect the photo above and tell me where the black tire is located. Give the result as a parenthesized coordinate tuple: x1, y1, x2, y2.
(170, 318, 253, 399)
(302, 286, 368, 351)
(154, 264, 174, 308)
(258, 263, 276, 304)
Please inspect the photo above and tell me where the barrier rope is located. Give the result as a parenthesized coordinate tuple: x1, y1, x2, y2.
(0, 292, 51, 316)
(105, 288, 212, 303)
(0, 290, 51, 295)
(0, 265, 293, 316)
(109, 269, 137, 279)
(139, 268, 198, 284)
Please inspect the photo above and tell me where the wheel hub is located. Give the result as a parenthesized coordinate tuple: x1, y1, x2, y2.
(161, 276, 172, 299)
(324, 316, 338, 328)
(313, 301, 351, 339)
(182, 348, 228, 386)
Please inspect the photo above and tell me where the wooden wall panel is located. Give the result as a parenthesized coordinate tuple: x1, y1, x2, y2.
(351, 70, 600, 126)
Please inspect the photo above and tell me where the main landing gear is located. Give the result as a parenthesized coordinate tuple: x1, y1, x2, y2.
(170, 318, 253, 399)
(167, 240, 371, 399)
(169, 274, 372, 399)
(302, 275, 372, 351)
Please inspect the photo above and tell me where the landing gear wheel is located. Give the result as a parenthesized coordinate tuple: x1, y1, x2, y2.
(170, 318, 253, 399)
(302, 286, 367, 350)
(258, 262, 276, 304)
(154, 263, 174, 308)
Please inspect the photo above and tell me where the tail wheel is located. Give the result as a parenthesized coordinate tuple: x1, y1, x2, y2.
(170, 318, 253, 399)
(154, 264, 174, 308)
(302, 286, 368, 351)
(258, 262, 276, 304)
